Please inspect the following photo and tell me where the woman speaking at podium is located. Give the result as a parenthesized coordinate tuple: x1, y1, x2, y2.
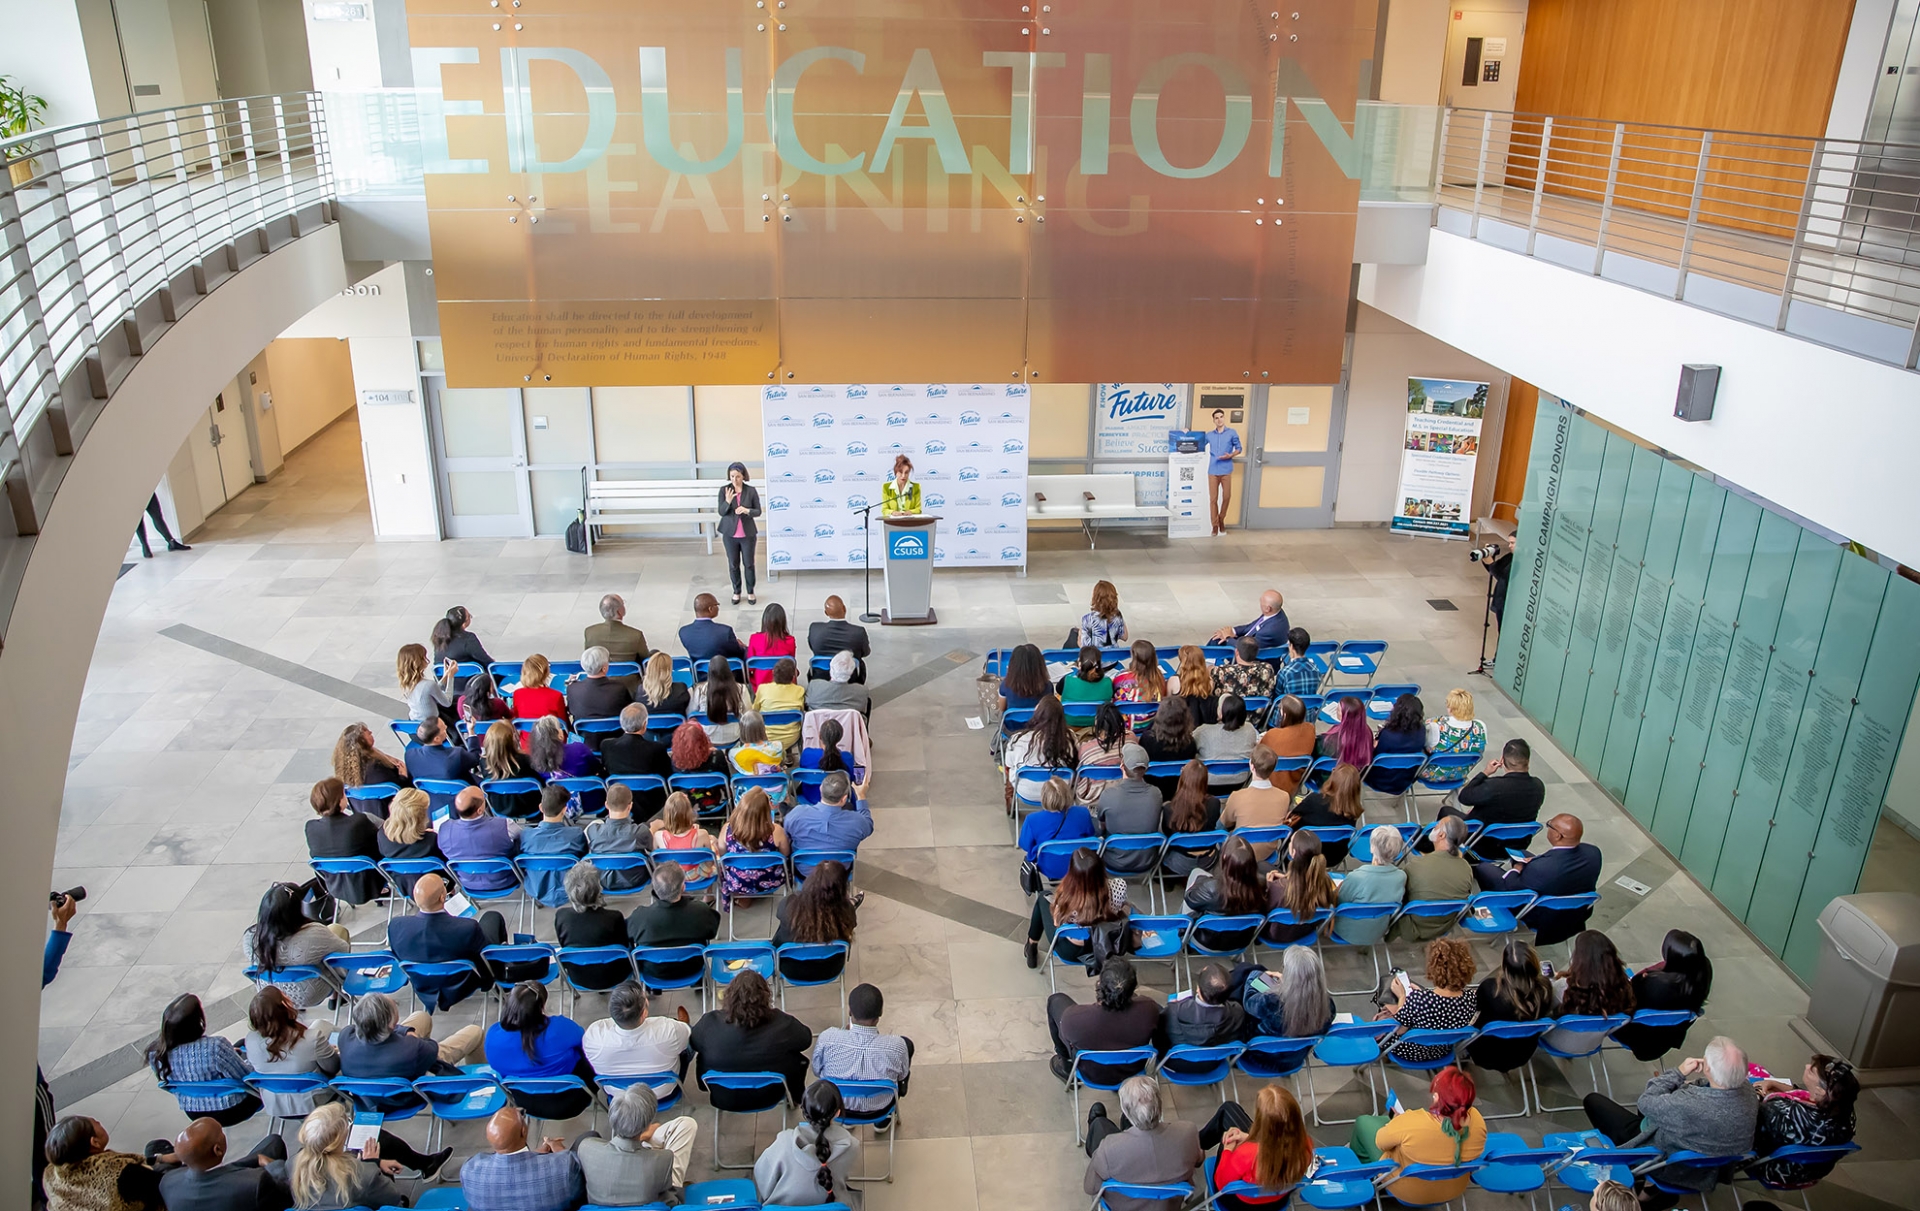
(881, 454, 922, 516)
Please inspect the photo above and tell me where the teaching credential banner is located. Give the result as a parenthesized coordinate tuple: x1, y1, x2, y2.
(1390, 377, 1488, 538)
(761, 384, 1031, 571)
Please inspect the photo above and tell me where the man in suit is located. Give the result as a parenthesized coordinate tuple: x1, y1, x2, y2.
(403, 716, 479, 783)
(601, 704, 673, 784)
(1162, 963, 1247, 1048)
(1475, 812, 1602, 946)
(1082, 1075, 1203, 1205)
(566, 646, 634, 722)
(1209, 587, 1289, 647)
(156, 1118, 289, 1211)
(574, 1084, 695, 1208)
(806, 594, 870, 682)
(584, 593, 648, 663)
(678, 592, 745, 664)
(387, 873, 509, 1011)
(336, 991, 483, 1095)
(1440, 738, 1547, 861)
(627, 862, 721, 947)
(462, 1107, 584, 1211)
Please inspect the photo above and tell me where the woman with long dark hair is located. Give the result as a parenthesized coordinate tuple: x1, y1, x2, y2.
(1318, 695, 1374, 768)
(331, 722, 406, 789)
(719, 460, 763, 605)
(1142, 694, 1198, 797)
(482, 982, 594, 1119)
(693, 654, 746, 746)
(1194, 693, 1257, 785)
(528, 714, 593, 779)
(1754, 1053, 1859, 1187)
(773, 860, 859, 983)
(244, 985, 339, 1121)
(1468, 940, 1555, 1073)
(1058, 644, 1115, 705)
(148, 994, 259, 1124)
(1259, 694, 1317, 795)
(1543, 930, 1635, 1055)
(459, 669, 509, 751)
(796, 717, 867, 796)
(1004, 694, 1077, 783)
(1614, 929, 1714, 1060)
(999, 643, 1051, 713)
(1289, 762, 1364, 866)
(1262, 830, 1336, 945)
(1205, 1082, 1316, 1210)
(429, 604, 492, 669)
(747, 602, 794, 688)
(1182, 834, 1264, 916)
(1079, 579, 1127, 647)
(1161, 758, 1224, 877)
(1073, 702, 1128, 806)
(1023, 846, 1129, 968)
(718, 786, 791, 910)
(1112, 638, 1167, 707)
(690, 970, 813, 1105)
(753, 1080, 856, 1205)
(1364, 693, 1427, 794)
(243, 882, 349, 1008)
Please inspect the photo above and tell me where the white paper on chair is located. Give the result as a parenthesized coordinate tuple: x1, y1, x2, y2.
(965, 716, 984, 729)
(445, 892, 476, 918)
(347, 1111, 383, 1152)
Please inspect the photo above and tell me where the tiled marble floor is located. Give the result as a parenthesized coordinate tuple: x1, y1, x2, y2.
(43, 415, 1919, 1209)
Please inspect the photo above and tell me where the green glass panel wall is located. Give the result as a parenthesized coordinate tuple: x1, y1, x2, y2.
(1499, 399, 1920, 979)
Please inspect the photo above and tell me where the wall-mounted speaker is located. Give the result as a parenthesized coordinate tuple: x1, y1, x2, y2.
(1675, 364, 1720, 422)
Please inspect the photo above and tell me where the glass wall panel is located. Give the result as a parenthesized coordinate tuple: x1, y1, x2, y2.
(593, 387, 691, 464)
(524, 387, 592, 465)
(1516, 417, 1604, 725)
(439, 388, 519, 458)
(1570, 444, 1664, 773)
(530, 469, 582, 535)
(447, 470, 521, 515)
(1596, 459, 1695, 799)
(1551, 432, 1633, 742)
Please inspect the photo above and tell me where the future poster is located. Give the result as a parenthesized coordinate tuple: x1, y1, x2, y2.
(1390, 376, 1487, 538)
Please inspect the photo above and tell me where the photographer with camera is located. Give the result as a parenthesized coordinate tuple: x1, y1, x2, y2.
(1471, 534, 1516, 625)
(35, 888, 85, 1207)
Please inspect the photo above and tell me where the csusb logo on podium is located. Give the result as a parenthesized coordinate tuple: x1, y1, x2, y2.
(888, 530, 928, 560)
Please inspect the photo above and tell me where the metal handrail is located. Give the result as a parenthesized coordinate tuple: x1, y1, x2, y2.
(0, 92, 334, 457)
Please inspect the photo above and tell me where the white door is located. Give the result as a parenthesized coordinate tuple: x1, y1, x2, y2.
(1441, 10, 1527, 187)
(210, 391, 254, 497)
(189, 403, 227, 514)
(427, 381, 535, 538)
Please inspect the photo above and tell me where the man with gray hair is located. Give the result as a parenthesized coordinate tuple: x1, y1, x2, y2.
(600, 702, 671, 808)
(336, 991, 482, 1088)
(804, 648, 871, 714)
(1392, 815, 1475, 942)
(1082, 1074, 1203, 1209)
(567, 644, 634, 721)
(574, 1082, 698, 1206)
(626, 860, 721, 947)
(1583, 1035, 1759, 1204)
(585, 593, 648, 664)
(780, 769, 873, 853)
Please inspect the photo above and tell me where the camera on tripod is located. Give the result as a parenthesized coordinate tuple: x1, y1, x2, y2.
(1467, 543, 1502, 563)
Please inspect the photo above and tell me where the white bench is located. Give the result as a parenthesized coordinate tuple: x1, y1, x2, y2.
(1028, 473, 1168, 548)
(582, 474, 749, 555)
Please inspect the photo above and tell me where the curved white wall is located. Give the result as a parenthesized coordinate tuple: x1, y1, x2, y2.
(0, 227, 348, 1186)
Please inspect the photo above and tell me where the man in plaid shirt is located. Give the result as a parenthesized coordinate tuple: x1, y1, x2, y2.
(1275, 628, 1323, 699)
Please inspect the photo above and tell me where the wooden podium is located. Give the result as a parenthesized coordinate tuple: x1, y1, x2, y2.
(880, 514, 939, 625)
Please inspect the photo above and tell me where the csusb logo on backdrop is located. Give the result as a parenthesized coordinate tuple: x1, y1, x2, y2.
(1000, 492, 1024, 508)
(957, 466, 981, 482)
(765, 411, 805, 427)
(764, 386, 789, 401)
(812, 523, 837, 538)
(770, 468, 807, 483)
(841, 411, 878, 425)
(955, 520, 978, 535)
(847, 546, 867, 563)
(1002, 438, 1025, 453)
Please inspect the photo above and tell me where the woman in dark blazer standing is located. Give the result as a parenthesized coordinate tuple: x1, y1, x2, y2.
(719, 461, 762, 606)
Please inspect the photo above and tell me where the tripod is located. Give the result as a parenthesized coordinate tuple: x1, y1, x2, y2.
(1470, 564, 1498, 676)
(856, 502, 881, 623)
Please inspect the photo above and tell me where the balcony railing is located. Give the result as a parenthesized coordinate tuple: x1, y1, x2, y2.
(0, 93, 333, 464)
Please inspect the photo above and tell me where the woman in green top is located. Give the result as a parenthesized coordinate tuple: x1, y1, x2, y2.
(1057, 645, 1116, 704)
(881, 454, 922, 515)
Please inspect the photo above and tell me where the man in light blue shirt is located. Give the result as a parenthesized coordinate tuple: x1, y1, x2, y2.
(781, 770, 873, 853)
(1204, 408, 1242, 535)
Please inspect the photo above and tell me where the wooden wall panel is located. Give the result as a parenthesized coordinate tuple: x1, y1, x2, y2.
(1490, 378, 1537, 520)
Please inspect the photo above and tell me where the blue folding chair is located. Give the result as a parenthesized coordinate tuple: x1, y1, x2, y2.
(379, 857, 456, 904)
(1010, 765, 1076, 837)
(1234, 824, 1292, 869)
(1532, 1013, 1632, 1111)
(478, 942, 557, 989)
(389, 719, 426, 747)
(732, 772, 792, 811)
(412, 779, 469, 820)
(551, 775, 607, 816)
(1046, 924, 1093, 993)
(1735, 1142, 1861, 1211)
(397, 959, 492, 1022)
(1642, 1150, 1758, 1211)
(1468, 820, 1544, 855)
(1412, 753, 1480, 813)
(1367, 683, 1420, 722)
(1542, 1134, 1663, 1200)
(825, 1077, 899, 1184)
(670, 772, 731, 816)
(1093, 1183, 1195, 1211)
(158, 1079, 253, 1119)
(1199, 1156, 1300, 1211)
(481, 777, 543, 819)
(498, 1074, 595, 1128)
(245, 963, 329, 994)
(1301, 756, 1341, 793)
(1128, 914, 1192, 995)
(706, 941, 776, 998)
(1387, 1160, 1488, 1206)
(1235, 1034, 1318, 1083)
(982, 649, 1014, 677)
(441, 862, 521, 932)
(1459, 890, 1539, 937)
(331, 1075, 426, 1119)
(516, 854, 581, 912)
(718, 851, 790, 937)
(1202, 758, 1253, 791)
(1185, 913, 1266, 972)
(1606, 1007, 1699, 1062)
(1472, 1133, 1566, 1201)
(1318, 689, 1372, 724)
(1160, 831, 1226, 889)
(1330, 640, 1387, 685)
(1358, 753, 1427, 819)
(1062, 701, 1102, 729)
(487, 661, 524, 686)
(310, 856, 387, 916)
(323, 951, 407, 1019)
(693, 657, 745, 681)
(597, 1070, 684, 1115)
(413, 1072, 507, 1150)
(1159, 1043, 1244, 1104)
(643, 713, 687, 738)
(671, 657, 694, 685)
(649, 848, 719, 900)
(1297, 1149, 1396, 1210)
(1305, 1019, 1397, 1126)
(412, 1186, 470, 1211)
(1254, 905, 1330, 965)
(346, 782, 400, 818)
(244, 1072, 332, 1132)
(1466, 1019, 1556, 1117)
(1383, 1026, 1479, 1076)
(761, 709, 804, 738)
(1033, 835, 1103, 886)
(775, 941, 850, 1019)
(1391, 898, 1469, 943)
(1523, 892, 1601, 941)
(1099, 833, 1167, 910)
(1065, 1047, 1158, 1145)
(631, 944, 708, 1010)
(605, 773, 668, 803)
(556, 945, 638, 1009)
(584, 853, 653, 905)
(791, 848, 857, 883)
(1201, 644, 1236, 665)
(1075, 765, 1125, 794)
(574, 717, 625, 744)
(1322, 900, 1401, 995)
(702, 1070, 790, 1168)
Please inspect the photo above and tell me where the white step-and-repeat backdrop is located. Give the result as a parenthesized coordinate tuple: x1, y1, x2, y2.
(760, 384, 1032, 571)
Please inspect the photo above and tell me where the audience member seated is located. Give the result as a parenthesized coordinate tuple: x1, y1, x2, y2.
(155, 1117, 287, 1211)
(1112, 639, 1167, 706)
(627, 860, 721, 948)
(1210, 588, 1289, 648)
(147, 995, 259, 1126)
(1335, 826, 1408, 944)
(1216, 636, 1278, 703)
(1170, 645, 1217, 725)
(432, 604, 494, 670)
(753, 1081, 856, 1208)
(1475, 812, 1602, 944)
(1220, 746, 1292, 860)
(337, 992, 482, 1088)
(1141, 696, 1199, 788)
(1257, 695, 1316, 796)
(1467, 940, 1555, 1074)
(555, 865, 633, 989)
(750, 659, 807, 749)
(1018, 776, 1096, 880)
(1288, 762, 1364, 866)
(485, 982, 596, 1120)
(1160, 760, 1224, 878)
(42, 1115, 167, 1211)
(1392, 817, 1476, 943)
(387, 873, 509, 1011)
(1004, 695, 1078, 796)
(668, 721, 730, 814)
(267, 1101, 417, 1209)
(244, 986, 339, 1123)
(1204, 1083, 1316, 1211)
(1240, 946, 1334, 1038)
(1377, 938, 1479, 1064)
(807, 595, 871, 683)
(601, 705, 673, 799)
(1164, 963, 1248, 1048)
(437, 785, 522, 893)
(520, 785, 589, 907)
(1024, 849, 1130, 970)
(1181, 836, 1265, 919)
(646, 793, 718, 890)
(730, 711, 784, 775)
(813, 983, 914, 1114)
(1077, 579, 1129, 647)
(460, 1106, 584, 1211)
(1364, 694, 1427, 794)
(584, 783, 649, 890)
(1615, 930, 1714, 1060)
(1059, 644, 1117, 705)
(1073, 704, 1128, 805)
(772, 861, 860, 977)
(797, 718, 868, 798)
(585, 982, 693, 1079)
(679, 592, 746, 663)
(1047, 957, 1161, 1083)
(637, 652, 692, 718)
(333, 721, 406, 788)
(1427, 687, 1487, 757)
(576, 1083, 697, 1208)
(1583, 1036, 1759, 1205)
(717, 787, 790, 910)
(1349, 1066, 1487, 1206)
(305, 776, 384, 904)
(510, 654, 569, 724)
(783, 770, 873, 854)
(1442, 739, 1546, 860)
(1753, 1053, 1858, 1187)
(998, 643, 1053, 713)
(1096, 744, 1166, 873)
(479, 720, 537, 787)
(690, 969, 813, 1104)
(1274, 628, 1322, 700)
(1262, 831, 1336, 946)
(747, 603, 796, 688)
(244, 882, 348, 1009)
(400, 641, 458, 725)
(565, 646, 633, 722)
(1082, 1075, 1204, 1211)
(805, 649, 871, 714)
(1542, 930, 1636, 1055)
(1318, 696, 1373, 768)
(531, 716, 596, 782)
(404, 715, 480, 783)
(585, 592, 648, 664)
(460, 672, 510, 752)
(1194, 694, 1257, 782)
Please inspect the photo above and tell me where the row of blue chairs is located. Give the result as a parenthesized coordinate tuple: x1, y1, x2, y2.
(985, 640, 1391, 687)
(434, 655, 838, 690)
(389, 707, 810, 752)
(348, 764, 828, 828)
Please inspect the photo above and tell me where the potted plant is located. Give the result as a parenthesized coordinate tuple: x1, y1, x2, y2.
(1, 75, 49, 187)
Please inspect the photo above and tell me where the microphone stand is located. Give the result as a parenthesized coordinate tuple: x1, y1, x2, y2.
(855, 502, 881, 623)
